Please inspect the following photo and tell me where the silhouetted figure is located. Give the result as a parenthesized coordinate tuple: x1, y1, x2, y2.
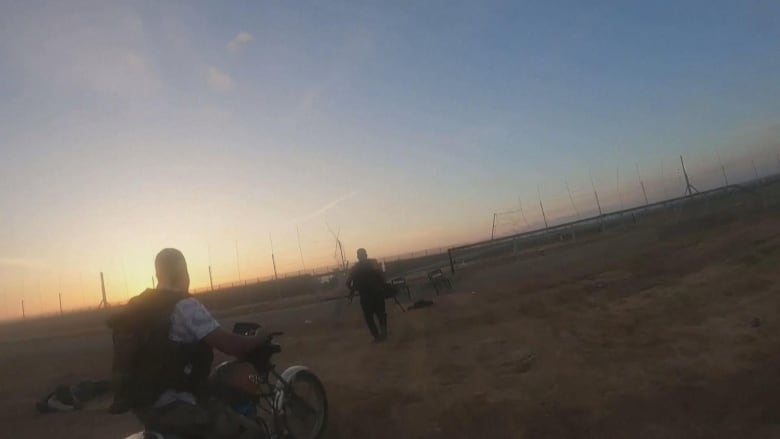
(347, 248, 388, 342)
(107, 248, 268, 438)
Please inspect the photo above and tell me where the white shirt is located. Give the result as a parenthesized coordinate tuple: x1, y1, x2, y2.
(153, 297, 220, 407)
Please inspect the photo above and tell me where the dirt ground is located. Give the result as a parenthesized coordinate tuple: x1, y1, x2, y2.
(2, 211, 780, 438)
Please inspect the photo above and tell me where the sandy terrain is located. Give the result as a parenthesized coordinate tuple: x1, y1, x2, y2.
(2, 209, 780, 438)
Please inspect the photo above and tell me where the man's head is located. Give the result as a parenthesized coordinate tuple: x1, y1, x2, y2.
(356, 248, 368, 262)
(155, 248, 190, 292)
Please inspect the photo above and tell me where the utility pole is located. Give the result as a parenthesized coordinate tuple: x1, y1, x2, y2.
(98, 272, 109, 309)
(270, 233, 281, 299)
(206, 243, 213, 290)
(491, 213, 497, 240)
(327, 223, 347, 274)
(296, 226, 306, 272)
(616, 166, 624, 209)
(58, 274, 63, 315)
(636, 164, 649, 206)
(21, 299, 25, 320)
(680, 155, 698, 196)
(269, 234, 278, 281)
(518, 198, 530, 229)
(590, 171, 603, 216)
(537, 185, 549, 229)
(717, 155, 728, 186)
(234, 240, 241, 281)
(338, 239, 347, 274)
(565, 180, 580, 219)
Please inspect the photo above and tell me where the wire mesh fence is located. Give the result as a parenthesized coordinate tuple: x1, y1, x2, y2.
(489, 151, 780, 240)
(3, 149, 780, 321)
(451, 173, 780, 274)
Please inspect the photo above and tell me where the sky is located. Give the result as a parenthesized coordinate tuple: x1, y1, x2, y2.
(0, 0, 779, 318)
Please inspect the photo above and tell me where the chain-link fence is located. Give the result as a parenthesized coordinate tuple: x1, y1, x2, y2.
(490, 151, 780, 240)
(4, 149, 779, 321)
(450, 173, 780, 274)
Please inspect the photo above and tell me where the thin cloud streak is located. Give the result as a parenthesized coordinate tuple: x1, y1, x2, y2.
(289, 190, 360, 225)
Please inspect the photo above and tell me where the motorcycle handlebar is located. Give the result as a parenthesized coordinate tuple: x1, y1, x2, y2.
(232, 322, 283, 339)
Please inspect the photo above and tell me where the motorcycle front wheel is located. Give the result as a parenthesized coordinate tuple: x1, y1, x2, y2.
(275, 369, 328, 439)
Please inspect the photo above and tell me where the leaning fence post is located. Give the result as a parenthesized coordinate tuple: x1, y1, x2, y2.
(448, 249, 456, 274)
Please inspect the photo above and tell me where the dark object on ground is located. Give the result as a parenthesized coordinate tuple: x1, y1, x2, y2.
(36, 380, 111, 413)
(752, 317, 762, 328)
(516, 353, 535, 374)
(427, 269, 453, 295)
(407, 299, 434, 310)
(390, 277, 412, 301)
(383, 283, 406, 312)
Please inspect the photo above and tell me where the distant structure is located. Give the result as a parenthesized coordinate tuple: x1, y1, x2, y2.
(719, 157, 729, 186)
(327, 223, 348, 274)
(680, 155, 699, 196)
(636, 164, 649, 206)
(537, 185, 549, 229)
(98, 272, 110, 309)
(270, 233, 279, 281)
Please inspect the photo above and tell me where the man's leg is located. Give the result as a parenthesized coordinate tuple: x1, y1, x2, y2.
(360, 297, 380, 339)
(375, 294, 388, 340)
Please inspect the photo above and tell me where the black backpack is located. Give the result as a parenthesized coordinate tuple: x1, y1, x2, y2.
(106, 289, 189, 414)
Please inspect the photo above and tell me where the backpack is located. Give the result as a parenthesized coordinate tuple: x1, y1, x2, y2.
(106, 289, 189, 414)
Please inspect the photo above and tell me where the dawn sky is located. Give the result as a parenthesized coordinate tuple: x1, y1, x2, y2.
(1, 0, 778, 318)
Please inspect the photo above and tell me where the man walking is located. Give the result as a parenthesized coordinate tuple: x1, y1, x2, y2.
(346, 248, 388, 342)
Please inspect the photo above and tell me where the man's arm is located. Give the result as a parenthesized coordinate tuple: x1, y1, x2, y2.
(173, 298, 268, 358)
(203, 328, 268, 357)
(345, 265, 357, 298)
(345, 267, 355, 291)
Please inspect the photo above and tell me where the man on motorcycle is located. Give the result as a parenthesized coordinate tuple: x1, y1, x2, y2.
(109, 248, 267, 438)
(346, 248, 388, 342)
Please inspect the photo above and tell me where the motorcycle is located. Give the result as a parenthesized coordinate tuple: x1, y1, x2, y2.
(124, 322, 328, 439)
